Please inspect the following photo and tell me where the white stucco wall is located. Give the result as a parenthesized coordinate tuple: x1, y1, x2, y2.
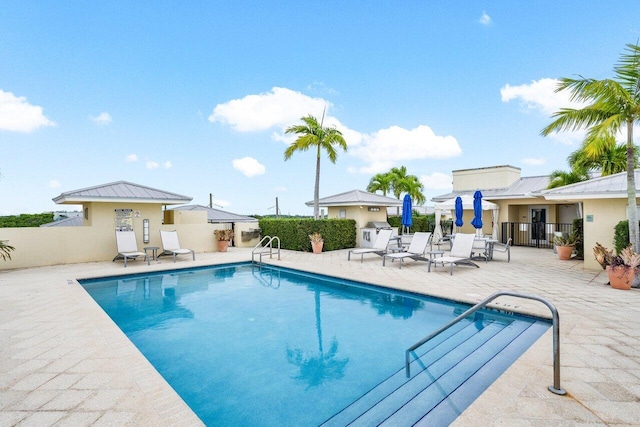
(0, 202, 259, 270)
(582, 199, 628, 270)
(453, 165, 521, 192)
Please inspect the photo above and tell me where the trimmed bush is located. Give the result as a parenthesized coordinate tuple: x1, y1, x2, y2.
(258, 218, 356, 252)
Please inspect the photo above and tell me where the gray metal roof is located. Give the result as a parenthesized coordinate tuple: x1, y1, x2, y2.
(542, 170, 640, 200)
(432, 176, 551, 202)
(39, 216, 83, 227)
(170, 204, 258, 223)
(53, 181, 192, 205)
(306, 189, 403, 207)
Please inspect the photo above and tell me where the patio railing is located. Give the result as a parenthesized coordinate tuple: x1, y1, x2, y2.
(500, 222, 574, 249)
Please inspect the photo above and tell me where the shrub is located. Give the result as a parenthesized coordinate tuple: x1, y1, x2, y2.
(258, 218, 356, 252)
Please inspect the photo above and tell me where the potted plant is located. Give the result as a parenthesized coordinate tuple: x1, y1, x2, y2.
(214, 229, 234, 252)
(309, 232, 323, 254)
(0, 239, 15, 261)
(554, 233, 576, 260)
(593, 242, 640, 290)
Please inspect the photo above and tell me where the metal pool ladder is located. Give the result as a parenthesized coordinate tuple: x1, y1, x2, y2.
(252, 235, 280, 263)
(405, 290, 566, 395)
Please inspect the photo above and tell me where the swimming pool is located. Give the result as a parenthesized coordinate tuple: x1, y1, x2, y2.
(79, 262, 550, 426)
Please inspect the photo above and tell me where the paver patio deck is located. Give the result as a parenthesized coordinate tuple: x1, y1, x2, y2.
(0, 245, 638, 426)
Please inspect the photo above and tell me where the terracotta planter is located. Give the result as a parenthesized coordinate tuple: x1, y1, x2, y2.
(217, 240, 230, 252)
(311, 241, 323, 254)
(556, 245, 574, 260)
(606, 265, 635, 290)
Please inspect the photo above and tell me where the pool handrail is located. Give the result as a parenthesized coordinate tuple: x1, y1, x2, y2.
(405, 290, 566, 396)
(252, 235, 281, 263)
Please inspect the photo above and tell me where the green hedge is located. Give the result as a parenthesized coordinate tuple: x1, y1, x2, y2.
(0, 213, 54, 228)
(258, 218, 356, 252)
(388, 213, 450, 234)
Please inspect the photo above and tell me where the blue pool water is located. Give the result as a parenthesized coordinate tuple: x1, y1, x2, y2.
(80, 263, 550, 426)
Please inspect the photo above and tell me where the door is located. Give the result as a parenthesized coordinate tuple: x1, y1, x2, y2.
(531, 208, 547, 244)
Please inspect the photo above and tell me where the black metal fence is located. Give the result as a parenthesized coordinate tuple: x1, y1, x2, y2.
(500, 222, 574, 249)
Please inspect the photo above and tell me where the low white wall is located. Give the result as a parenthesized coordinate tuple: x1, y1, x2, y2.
(0, 222, 241, 271)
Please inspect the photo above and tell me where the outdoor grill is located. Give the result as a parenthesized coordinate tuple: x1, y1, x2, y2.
(360, 221, 393, 248)
(365, 221, 392, 231)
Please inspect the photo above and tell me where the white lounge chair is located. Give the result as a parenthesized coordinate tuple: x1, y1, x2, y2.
(348, 229, 393, 262)
(159, 230, 195, 263)
(491, 238, 512, 262)
(428, 233, 479, 275)
(382, 232, 432, 268)
(114, 230, 149, 267)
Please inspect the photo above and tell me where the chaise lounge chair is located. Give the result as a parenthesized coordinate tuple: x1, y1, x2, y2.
(491, 237, 512, 262)
(347, 228, 393, 262)
(159, 230, 195, 263)
(382, 232, 432, 268)
(114, 230, 150, 267)
(428, 233, 479, 275)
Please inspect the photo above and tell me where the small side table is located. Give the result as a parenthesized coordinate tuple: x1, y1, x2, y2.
(427, 250, 445, 269)
(144, 246, 159, 261)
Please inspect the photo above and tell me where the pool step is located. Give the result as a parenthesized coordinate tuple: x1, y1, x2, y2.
(320, 318, 549, 426)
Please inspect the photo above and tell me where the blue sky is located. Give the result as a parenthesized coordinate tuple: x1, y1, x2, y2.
(1, 1, 639, 216)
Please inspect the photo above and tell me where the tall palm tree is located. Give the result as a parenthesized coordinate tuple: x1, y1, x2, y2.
(284, 113, 348, 220)
(541, 43, 640, 250)
(366, 172, 393, 196)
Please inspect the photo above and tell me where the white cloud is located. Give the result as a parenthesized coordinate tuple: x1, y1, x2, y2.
(125, 154, 138, 162)
(146, 161, 159, 170)
(479, 11, 492, 26)
(209, 87, 328, 132)
(500, 78, 586, 116)
(522, 157, 546, 166)
(164, 161, 172, 169)
(212, 87, 459, 173)
(232, 157, 266, 177)
(0, 89, 55, 132)
(501, 78, 588, 144)
(90, 112, 112, 125)
(349, 125, 462, 173)
(420, 172, 453, 190)
(48, 180, 61, 188)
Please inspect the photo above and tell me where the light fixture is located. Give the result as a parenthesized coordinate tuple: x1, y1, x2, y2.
(143, 219, 150, 243)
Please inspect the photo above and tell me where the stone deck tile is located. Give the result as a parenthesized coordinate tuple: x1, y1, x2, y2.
(0, 246, 638, 425)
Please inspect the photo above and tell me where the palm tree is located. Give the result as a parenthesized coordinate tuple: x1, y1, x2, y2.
(389, 166, 410, 199)
(546, 169, 589, 189)
(568, 134, 635, 177)
(0, 240, 15, 261)
(284, 113, 348, 220)
(367, 172, 393, 196)
(390, 166, 425, 207)
(541, 43, 640, 250)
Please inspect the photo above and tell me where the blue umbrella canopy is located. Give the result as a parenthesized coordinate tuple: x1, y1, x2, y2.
(454, 196, 464, 227)
(401, 194, 413, 228)
(471, 190, 483, 230)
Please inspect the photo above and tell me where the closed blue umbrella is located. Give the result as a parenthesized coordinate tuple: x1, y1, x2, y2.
(454, 196, 464, 228)
(471, 190, 483, 232)
(401, 194, 413, 233)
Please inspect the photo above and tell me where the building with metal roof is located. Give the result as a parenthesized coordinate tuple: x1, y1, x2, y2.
(170, 205, 258, 224)
(52, 180, 192, 205)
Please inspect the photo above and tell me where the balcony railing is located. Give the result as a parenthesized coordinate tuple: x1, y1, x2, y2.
(500, 222, 574, 249)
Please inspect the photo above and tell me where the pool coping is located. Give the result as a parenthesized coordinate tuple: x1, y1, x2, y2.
(1, 246, 639, 425)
